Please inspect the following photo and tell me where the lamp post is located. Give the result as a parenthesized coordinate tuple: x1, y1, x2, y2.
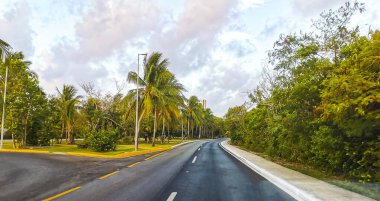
(135, 53, 147, 151)
(0, 65, 8, 149)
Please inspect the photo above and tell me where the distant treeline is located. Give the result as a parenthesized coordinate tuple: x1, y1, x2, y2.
(224, 2, 379, 183)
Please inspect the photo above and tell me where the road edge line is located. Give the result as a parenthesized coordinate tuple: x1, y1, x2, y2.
(99, 170, 120, 180)
(128, 161, 141, 168)
(219, 140, 320, 201)
(42, 186, 81, 201)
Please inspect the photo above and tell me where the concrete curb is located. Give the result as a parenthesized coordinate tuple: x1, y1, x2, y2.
(0, 149, 50, 154)
(0, 147, 171, 159)
(171, 140, 195, 149)
(219, 140, 320, 201)
(0, 140, 194, 159)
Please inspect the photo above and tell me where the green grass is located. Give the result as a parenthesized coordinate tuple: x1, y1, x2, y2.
(1, 139, 187, 156)
(236, 145, 380, 201)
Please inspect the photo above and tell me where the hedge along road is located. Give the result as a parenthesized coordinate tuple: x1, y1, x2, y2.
(0, 149, 165, 201)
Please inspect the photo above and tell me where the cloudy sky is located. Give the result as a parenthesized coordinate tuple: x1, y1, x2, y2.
(0, 0, 379, 116)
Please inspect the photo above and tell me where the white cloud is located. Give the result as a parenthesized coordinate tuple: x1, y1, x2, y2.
(149, 0, 239, 75)
(292, 0, 345, 16)
(1, 0, 379, 117)
(0, 1, 34, 56)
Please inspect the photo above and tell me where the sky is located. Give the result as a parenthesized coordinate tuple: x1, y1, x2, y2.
(0, 0, 379, 117)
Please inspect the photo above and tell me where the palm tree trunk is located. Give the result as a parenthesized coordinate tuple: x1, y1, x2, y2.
(161, 117, 165, 144)
(167, 124, 170, 144)
(187, 118, 190, 139)
(181, 118, 184, 142)
(136, 109, 146, 148)
(60, 121, 64, 144)
(152, 108, 157, 147)
(67, 122, 75, 144)
(192, 125, 194, 138)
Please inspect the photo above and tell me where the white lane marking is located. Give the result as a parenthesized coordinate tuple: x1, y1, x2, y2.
(167, 192, 177, 201)
(198, 147, 200, 151)
(192, 156, 197, 163)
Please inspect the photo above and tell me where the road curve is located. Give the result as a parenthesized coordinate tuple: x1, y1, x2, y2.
(59, 140, 294, 201)
(157, 140, 295, 201)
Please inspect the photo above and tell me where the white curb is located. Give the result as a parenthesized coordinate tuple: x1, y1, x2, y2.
(220, 140, 320, 201)
(171, 140, 195, 149)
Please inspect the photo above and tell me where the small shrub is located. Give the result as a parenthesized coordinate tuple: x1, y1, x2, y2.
(87, 130, 118, 151)
(119, 135, 134, 145)
(77, 141, 90, 149)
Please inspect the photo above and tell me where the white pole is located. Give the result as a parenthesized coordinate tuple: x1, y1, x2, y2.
(134, 54, 140, 151)
(0, 66, 8, 149)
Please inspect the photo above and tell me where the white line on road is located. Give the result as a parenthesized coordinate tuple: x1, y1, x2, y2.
(198, 147, 200, 151)
(167, 192, 177, 201)
(192, 156, 197, 163)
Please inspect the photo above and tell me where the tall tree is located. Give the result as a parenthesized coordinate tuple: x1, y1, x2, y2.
(127, 52, 185, 147)
(57, 85, 81, 144)
(184, 96, 202, 139)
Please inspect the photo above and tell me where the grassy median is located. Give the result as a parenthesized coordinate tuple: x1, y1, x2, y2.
(1, 139, 187, 156)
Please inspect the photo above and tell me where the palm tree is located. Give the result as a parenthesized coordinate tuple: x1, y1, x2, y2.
(202, 108, 214, 138)
(0, 39, 10, 61)
(184, 96, 203, 139)
(57, 85, 81, 144)
(127, 52, 185, 147)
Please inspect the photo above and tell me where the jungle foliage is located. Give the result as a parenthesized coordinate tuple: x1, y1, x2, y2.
(224, 2, 379, 183)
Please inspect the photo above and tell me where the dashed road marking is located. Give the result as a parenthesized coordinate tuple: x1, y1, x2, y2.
(128, 161, 141, 168)
(167, 192, 177, 201)
(192, 156, 197, 163)
(144, 153, 161, 160)
(99, 170, 120, 180)
(42, 186, 81, 201)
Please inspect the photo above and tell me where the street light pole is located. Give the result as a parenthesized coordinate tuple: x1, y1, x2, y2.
(0, 65, 8, 149)
(134, 53, 147, 152)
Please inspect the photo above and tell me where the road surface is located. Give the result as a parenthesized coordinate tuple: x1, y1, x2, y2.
(0, 140, 295, 201)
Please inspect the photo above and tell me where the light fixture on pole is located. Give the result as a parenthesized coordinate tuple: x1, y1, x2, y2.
(134, 53, 147, 152)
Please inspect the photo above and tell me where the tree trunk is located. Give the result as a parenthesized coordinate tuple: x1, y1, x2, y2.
(60, 121, 64, 144)
(10, 116, 16, 148)
(161, 117, 165, 144)
(192, 125, 194, 138)
(135, 109, 146, 149)
(67, 122, 75, 144)
(167, 124, 170, 144)
(181, 119, 184, 142)
(152, 108, 157, 147)
(187, 118, 190, 139)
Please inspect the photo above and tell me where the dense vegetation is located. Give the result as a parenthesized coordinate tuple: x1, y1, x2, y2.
(0, 41, 222, 151)
(224, 2, 379, 183)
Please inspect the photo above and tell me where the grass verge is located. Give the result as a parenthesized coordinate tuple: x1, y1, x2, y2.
(0, 139, 188, 157)
(236, 145, 380, 201)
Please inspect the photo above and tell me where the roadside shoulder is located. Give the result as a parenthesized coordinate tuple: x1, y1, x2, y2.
(220, 140, 375, 201)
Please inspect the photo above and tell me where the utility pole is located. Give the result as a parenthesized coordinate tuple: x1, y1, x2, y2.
(134, 53, 147, 151)
(0, 66, 8, 149)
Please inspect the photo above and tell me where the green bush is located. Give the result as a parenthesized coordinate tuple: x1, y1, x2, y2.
(87, 130, 118, 151)
(77, 141, 90, 149)
(119, 135, 134, 145)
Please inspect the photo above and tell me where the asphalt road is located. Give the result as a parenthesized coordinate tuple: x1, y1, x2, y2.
(0, 150, 157, 201)
(0, 140, 295, 201)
